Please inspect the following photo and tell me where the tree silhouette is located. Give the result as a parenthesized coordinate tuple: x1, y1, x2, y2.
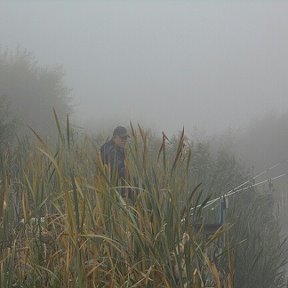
(0, 48, 72, 140)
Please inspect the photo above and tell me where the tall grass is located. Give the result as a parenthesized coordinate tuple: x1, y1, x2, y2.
(0, 121, 233, 287)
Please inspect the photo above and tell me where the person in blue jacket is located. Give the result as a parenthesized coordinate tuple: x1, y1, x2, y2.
(100, 126, 129, 195)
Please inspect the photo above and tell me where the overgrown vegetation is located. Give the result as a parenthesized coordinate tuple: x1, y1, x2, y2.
(0, 122, 235, 287)
(0, 118, 286, 287)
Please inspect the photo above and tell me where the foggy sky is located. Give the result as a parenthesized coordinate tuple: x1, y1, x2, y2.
(1, 1, 288, 136)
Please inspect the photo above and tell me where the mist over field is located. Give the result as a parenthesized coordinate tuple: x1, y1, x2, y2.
(1, 1, 288, 287)
(1, 1, 288, 137)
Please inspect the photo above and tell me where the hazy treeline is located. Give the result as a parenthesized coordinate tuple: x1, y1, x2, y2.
(234, 112, 288, 171)
(0, 49, 71, 142)
(1, 48, 288, 173)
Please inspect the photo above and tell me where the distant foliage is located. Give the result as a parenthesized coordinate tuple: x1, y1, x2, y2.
(235, 112, 288, 170)
(234, 112, 288, 272)
(0, 48, 72, 139)
(0, 96, 16, 147)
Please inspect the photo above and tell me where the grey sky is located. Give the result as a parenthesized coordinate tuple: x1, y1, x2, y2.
(1, 1, 288, 135)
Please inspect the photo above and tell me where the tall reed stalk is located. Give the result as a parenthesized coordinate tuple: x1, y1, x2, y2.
(0, 119, 233, 287)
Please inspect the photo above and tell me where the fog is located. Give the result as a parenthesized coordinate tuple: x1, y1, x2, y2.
(1, 1, 288, 136)
(1, 1, 288, 284)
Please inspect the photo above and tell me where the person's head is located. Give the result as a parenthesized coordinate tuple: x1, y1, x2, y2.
(112, 126, 129, 148)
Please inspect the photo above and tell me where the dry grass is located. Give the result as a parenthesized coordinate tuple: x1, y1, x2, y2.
(0, 122, 233, 287)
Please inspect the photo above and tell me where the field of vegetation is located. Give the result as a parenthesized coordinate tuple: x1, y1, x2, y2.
(0, 118, 287, 288)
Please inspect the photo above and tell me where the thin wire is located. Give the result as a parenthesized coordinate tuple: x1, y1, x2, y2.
(190, 160, 288, 212)
(181, 160, 288, 225)
(222, 161, 283, 197)
(203, 173, 287, 210)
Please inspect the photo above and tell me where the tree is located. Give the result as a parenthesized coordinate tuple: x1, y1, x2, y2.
(0, 48, 72, 140)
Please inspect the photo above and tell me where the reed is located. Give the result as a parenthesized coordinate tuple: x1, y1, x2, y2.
(0, 120, 233, 287)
